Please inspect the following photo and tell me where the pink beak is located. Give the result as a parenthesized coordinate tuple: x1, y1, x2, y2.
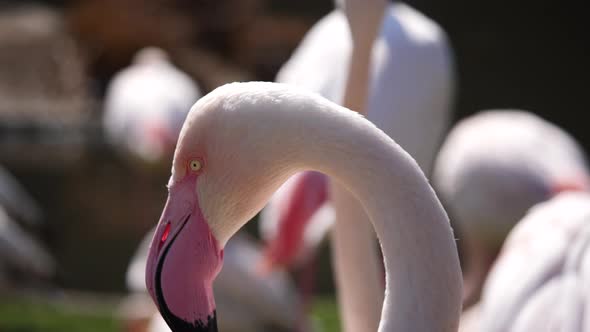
(145, 175, 223, 332)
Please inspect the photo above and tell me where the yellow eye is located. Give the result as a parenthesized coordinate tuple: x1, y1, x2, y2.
(189, 159, 202, 172)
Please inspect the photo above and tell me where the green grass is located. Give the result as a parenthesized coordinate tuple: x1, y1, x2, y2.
(311, 296, 341, 332)
(0, 295, 339, 332)
(0, 296, 119, 332)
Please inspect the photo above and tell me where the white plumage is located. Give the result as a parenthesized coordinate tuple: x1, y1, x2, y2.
(103, 47, 202, 163)
(260, 4, 454, 331)
(276, 3, 453, 170)
(434, 110, 589, 307)
(476, 192, 590, 331)
(151, 81, 462, 331)
(435, 110, 588, 238)
(261, 1, 454, 268)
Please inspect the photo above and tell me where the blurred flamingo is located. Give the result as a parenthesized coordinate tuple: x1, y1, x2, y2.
(474, 192, 590, 331)
(0, 166, 43, 227)
(103, 47, 201, 164)
(0, 166, 54, 290)
(433, 110, 589, 310)
(260, 1, 455, 266)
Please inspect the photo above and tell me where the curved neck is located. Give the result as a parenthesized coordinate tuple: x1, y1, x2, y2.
(296, 113, 461, 331)
(331, 2, 389, 330)
(330, 186, 384, 332)
(211, 89, 463, 331)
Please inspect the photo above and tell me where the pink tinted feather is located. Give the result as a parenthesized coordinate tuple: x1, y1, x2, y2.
(260, 171, 328, 270)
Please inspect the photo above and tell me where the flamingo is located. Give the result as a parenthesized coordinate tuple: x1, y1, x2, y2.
(144, 81, 462, 332)
(0, 207, 55, 289)
(124, 229, 306, 332)
(432, 110, 589, 309)
(0, 166, 43, 227)
(0, 167, 54, 289)
(103, 47, 202, 164)
(475, 192, 590, 331)
(260, 1, 454, 330)
(261, 0, 454, 266)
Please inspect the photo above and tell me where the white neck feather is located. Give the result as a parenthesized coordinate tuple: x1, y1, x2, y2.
(293, 96, 461, 331)
(183, 82, 462, 331)
(333, 0, 389, 329)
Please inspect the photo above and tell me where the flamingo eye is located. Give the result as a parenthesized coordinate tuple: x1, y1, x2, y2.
(189, 159, 202, 172)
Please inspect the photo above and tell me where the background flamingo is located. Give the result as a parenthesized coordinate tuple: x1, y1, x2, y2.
(0, 166, 54, 290)
(475, 192, 590, 331)
(0, 207, 55, 290)
(0, 166, 43, 227)
(433, 110, 589, 309)
(103, 47, 202, 164)
(261, 1, 454, 266)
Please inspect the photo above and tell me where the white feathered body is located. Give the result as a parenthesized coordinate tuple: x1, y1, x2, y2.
(476, 192, 590, 331)
(434, 110, 589, 247)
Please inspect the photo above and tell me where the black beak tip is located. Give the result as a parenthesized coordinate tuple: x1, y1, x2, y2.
(162, 310, 218, 332)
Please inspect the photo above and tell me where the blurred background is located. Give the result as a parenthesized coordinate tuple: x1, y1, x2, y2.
(0, 0, 588, 331)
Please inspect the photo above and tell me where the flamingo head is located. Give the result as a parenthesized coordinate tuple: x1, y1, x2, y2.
(144, 158, 223, 332)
